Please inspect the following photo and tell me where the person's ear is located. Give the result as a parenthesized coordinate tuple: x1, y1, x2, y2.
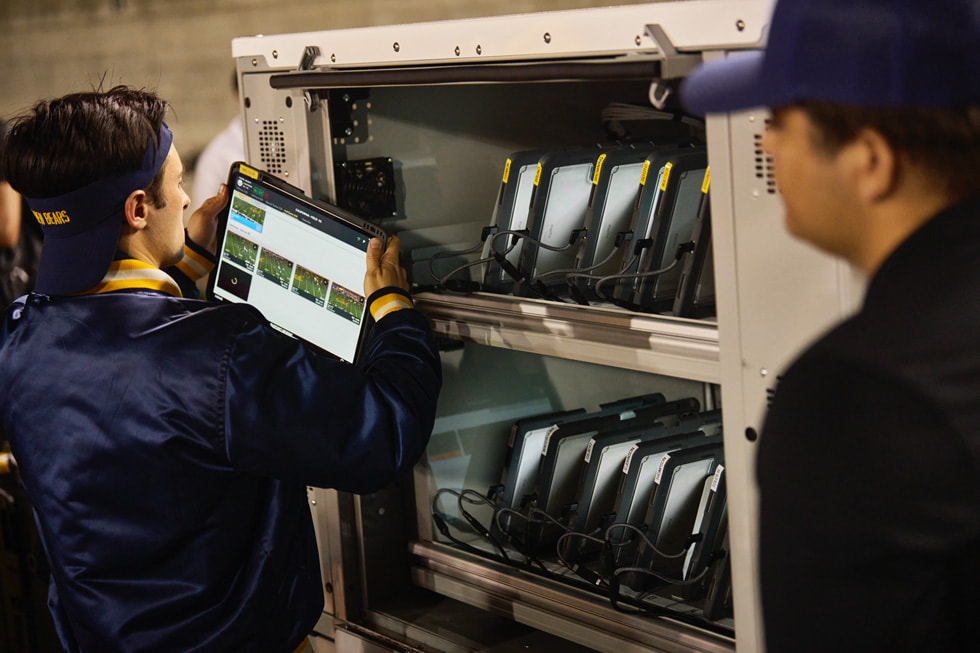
(848, 127, 899, 204)
(123, 189, 150, 232)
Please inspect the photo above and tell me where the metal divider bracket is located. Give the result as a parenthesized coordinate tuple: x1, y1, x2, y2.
(644, 24, 701, 109)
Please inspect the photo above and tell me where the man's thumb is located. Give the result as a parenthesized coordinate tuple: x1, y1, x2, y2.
(366, 237, 383, 270)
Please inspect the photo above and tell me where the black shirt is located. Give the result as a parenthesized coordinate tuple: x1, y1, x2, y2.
(758, 196, 980, 652)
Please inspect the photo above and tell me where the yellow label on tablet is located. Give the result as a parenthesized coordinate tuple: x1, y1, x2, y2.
(659, 162, 673, 192)
(639, 160, 651, 186)
(702, 166, 711, 194)
(592, 153, 607, 185)
(239, 163, 259, 180)
(502, 158, 512, 184)
(533, 163, 542, 186)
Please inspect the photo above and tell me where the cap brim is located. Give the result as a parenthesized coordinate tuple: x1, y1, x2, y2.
(680, 51, 770, 115)
(33, 213, 123, 295)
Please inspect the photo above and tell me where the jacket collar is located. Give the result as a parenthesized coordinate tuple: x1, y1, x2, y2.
(76, 258, 183, 298)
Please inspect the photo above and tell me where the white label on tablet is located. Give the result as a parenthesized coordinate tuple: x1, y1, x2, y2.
(584, 438, 597, 464)
(541, 424, 560, 456)
(623, 444, 640, 474)
(710, 464, 725, 493)
(654, 453, 671, 485)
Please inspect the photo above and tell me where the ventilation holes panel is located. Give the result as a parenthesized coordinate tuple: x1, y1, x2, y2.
(258, 121, 286, 174)
(753, 128, 777, 195)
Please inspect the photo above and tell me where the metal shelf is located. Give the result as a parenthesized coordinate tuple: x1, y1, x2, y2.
(415, 291, 721, 383)
(410, 540, 734, 653)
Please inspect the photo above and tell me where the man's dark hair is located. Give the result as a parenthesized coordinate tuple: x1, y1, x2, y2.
(1, 86, 170, 205)
(798, 101, 980, 200)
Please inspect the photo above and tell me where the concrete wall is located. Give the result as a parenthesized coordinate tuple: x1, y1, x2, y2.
(0, 0, 658, 165)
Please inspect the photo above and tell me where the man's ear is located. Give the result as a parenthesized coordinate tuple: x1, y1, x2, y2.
(849, 127, 899, 204)
(123, 189, 149, 232)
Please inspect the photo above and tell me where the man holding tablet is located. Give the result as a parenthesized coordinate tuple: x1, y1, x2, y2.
(0, 86, 441, 652)
(682, 0, 980, 650)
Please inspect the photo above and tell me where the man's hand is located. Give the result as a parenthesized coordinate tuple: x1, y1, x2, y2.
(364, 235, 408, 298)
(186, 184, 229, 255)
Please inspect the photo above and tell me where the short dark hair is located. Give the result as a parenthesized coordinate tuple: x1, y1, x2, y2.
(797, 101, 980, 200)
(1, 86, 170, 205)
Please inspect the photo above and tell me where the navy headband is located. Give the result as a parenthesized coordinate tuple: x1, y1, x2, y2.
(24, 123, 173, 238)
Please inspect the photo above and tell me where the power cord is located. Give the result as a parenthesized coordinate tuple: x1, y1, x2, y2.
(432, 488, 512, 561)
(593, 241, 694, 303)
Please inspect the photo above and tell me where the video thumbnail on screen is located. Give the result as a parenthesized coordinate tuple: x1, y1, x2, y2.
(221, 231, 259, 271)
(291, 265, 330, 307)
(326, 283, 365, 324)
(230, 196, 267, 232)
(216, 263, 252, 300)
(257, 248, 294, 289)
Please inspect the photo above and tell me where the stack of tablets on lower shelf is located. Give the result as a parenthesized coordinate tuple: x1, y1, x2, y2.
(430, 392, 733, 626)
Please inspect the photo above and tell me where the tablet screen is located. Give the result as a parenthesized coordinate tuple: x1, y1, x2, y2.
(208, 163, 385, 363)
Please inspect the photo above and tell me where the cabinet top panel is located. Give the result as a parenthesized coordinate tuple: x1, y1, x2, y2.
(233, 0, 772, 70)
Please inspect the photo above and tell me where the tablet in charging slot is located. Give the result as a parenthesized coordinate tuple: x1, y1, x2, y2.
(208, 162, 387, 364)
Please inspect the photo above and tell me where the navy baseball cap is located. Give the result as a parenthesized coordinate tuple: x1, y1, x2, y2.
(681, 0, 980, 114)
(24, 124, 173, 296)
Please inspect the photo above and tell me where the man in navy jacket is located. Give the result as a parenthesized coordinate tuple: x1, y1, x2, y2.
(0, 86, 441, 652)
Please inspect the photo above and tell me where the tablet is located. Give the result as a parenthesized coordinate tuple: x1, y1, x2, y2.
(571, 145, 666, 299)
(481, 149, 550, 292)
(678, 464, 726, 600)
(569, 397, 701, 537)
(515, 147, 601, 295)
(672, 179, 715, 319)
(208, 162, 387, 364)
(608, 410, 722, 568)
(611, 147, 706, 307)
(609, 149, 680, 304)
(633, 152, 708, 312)
(623, 442, 723, 590)
(498, 409, 587, 521)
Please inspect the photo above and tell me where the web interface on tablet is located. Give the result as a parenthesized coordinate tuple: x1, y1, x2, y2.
(213, 173, 371, 362)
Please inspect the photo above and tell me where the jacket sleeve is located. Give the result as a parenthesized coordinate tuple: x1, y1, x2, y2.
(221, 294, 442, 493)
(164, 231, 217, 300)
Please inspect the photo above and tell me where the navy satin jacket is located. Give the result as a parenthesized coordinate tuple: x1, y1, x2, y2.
(0, 287, 441, 652)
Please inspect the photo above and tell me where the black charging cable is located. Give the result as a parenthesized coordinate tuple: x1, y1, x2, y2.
(593, 241, 695, 303)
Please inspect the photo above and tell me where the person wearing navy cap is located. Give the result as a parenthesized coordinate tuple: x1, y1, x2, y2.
(0, 86, 441, 652)
(682, 0, 980, 650)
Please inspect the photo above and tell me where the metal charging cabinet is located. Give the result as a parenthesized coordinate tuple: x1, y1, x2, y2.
(231, 2, 865, 650)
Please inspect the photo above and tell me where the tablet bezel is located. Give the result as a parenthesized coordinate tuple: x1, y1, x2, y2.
(207, 162, 387, 364)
